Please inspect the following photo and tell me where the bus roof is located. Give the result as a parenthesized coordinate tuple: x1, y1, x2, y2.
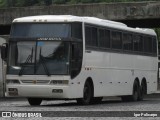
(13, 15, 156, 36)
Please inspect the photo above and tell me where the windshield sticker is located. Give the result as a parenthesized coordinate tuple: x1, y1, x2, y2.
(37, 42, 44, 46)
(37, 38, 62, 41)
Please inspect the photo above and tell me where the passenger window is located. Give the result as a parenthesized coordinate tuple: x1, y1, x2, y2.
(99, 29, 110, 48)
(92, 27, 98, 47)
(133, 35, 143, 52)
(123, 33, 133, 51)
(85, 26, 92, 46)
(144, 36, 152, 53)
(152, 38, 157, 54)
(85, 26, 98, 47)
(111, 31, 122, 49)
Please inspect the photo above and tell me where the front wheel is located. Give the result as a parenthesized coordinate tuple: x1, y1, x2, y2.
(77, 81, 93, 105)
(28, 98, 42, 106)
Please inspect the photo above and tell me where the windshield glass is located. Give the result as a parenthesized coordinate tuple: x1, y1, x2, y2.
(7, 41, 70, 75)
(11, 23, 71, 38)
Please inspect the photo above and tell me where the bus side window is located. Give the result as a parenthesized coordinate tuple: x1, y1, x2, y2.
(152, 38, 157, 55)
(99, 29, 110, 48)
(144, 36, 152, 53)
(123, 33, 133, 51)
(85, 25, 98, 47)
(111, 31, 122, 49)
(133, 35, 143, 52)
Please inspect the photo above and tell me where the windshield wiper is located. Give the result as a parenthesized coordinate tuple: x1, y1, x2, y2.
(19, 48, 33, 76)
(38, 48, 51, 76)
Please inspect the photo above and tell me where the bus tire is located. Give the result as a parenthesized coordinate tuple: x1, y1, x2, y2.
(77, 81, 93, 105)
(28, 98, 42, 106)
(129, 80, 139, 101)
(138, 81, 146, 101)
(121, 80, 139, 102)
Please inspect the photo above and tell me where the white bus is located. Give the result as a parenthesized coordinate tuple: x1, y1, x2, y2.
(1, 15, 158, 105)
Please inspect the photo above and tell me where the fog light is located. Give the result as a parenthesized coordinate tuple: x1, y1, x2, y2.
(52, 89, 63, 93)
(8, 88, 18, 96)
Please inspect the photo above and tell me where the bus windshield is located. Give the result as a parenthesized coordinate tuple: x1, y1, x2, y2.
(7, 41, 70, 75)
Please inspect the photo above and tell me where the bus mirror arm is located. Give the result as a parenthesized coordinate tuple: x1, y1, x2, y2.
(1, 43, 8, 61)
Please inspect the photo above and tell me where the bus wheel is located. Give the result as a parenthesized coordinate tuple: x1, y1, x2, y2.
(138, 82, 146, 101)
(27, 98, 42, 106)
(130, 81, 139, 101)
(121, 81, 139, 102)
(77, 81, 93, 105)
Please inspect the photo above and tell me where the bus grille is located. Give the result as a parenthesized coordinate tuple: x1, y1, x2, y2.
(21, 80, 50, 84)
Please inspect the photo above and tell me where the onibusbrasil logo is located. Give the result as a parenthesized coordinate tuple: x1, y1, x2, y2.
(2, 112, 42, 118)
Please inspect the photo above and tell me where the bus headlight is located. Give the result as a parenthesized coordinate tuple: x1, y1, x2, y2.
(50, 80, 68, 85)
(6, 80, 20, 84)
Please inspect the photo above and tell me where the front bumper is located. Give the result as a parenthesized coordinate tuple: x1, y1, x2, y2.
(6, 84, 71, 98)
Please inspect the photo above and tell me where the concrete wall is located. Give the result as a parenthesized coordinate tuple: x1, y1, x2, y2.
(0, 1, 160, 25)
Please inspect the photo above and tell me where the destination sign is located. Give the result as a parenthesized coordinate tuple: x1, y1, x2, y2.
(37, 37, 62, 41)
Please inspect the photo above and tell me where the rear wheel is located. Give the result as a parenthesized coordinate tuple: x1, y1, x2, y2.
(138, 82, 146, 101)
(28, 98, 42, 106)
(77, 81, 93, 105)
(131, 81, 139, 101)
(121, 81, 139, 102)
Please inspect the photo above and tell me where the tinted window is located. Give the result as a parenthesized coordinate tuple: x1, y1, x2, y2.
(144, 36, 152, 53)
(153, 38, 157, 54)
(85, 26, 98, 47)
(133, 35, 143, 52)
(92, 27, 98, 47)
(111, 31, 122, 49)
(85, 26, 92, 46)
(72, 23, 82, 39)
(11, 23, 71, 38)
(99, 29, 110, 48)
(123, 33, 133, 51)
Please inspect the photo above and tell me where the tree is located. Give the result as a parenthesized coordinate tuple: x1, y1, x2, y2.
(44, 0, 52, 5)
(24, 0, 39, 6)
(0, 0, 7, 8)
(53, 0, 66, 4)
